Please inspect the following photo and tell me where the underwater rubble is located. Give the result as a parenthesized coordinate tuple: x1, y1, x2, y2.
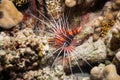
(0, 0, 120, 80)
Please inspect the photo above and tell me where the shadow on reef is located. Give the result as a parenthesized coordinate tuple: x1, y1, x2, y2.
(89, 0, 110, 12)
(64, 0, 110, 26)
(65, 62, 102, 75)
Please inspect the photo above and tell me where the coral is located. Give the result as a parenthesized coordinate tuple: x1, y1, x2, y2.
(100, 19, 115, 37)
(90, 64, 120, 80)
(0, 28, 50, 73)
(0, 48, 39, 72)
(0, 0, 23, 29)
(13, 28, 50, 56)
(0, 0, 120, 80)
(10, 0, 29, 7)
(0, 32, 11, 49)
(23, 65, 66, 80)
(45, 0, 64, 19)
(23, 65, 90, 80)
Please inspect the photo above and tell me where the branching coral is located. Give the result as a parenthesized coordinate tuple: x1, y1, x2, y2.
(45, 0, 64, 19)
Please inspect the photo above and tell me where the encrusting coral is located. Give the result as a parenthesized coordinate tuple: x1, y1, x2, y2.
(0, 0, 23, 29)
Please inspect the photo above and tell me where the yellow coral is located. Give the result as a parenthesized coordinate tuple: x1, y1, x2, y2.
(100, 19, 115, 37)
(10, 0, 29, 7)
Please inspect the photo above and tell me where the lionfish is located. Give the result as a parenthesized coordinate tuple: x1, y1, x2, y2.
(31, 0, 92, 75)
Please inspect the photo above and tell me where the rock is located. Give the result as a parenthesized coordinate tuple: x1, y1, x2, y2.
(90, 64, 105, 80)
(65, 0, 95, 8)
(114, 0, 120, 5)
(112, 51, 120, 74)
(112, 3, 120, 10)
(110, 35, 120, 51)
(104, 64, 120, 80)
(93, 33, 99, 41)
(115, 51, 120, 61)
(112, 12, 120, 32)
(108, 12, 120, 51)
(112, 0, 120, 10)
(94, 27, 101, 33)
(0, 0, 23, 29)
(94, 20, 100, 27)
(65, 0, 76, 7)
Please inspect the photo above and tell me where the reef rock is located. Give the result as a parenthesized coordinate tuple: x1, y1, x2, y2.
(65, 0, 76, 7)
(90, 64, 120, 80)
(90, 64, 105, 80)
(65, 0, 95, 8)
(106, 11, 120, 51)
(0, 28, 50, 72)
(112, 50, 120, 74)
(0, 0, 23, 29)
(75, 37, 106, 64)
(23, 65, 66, 80)
(112, 0, 120, 10)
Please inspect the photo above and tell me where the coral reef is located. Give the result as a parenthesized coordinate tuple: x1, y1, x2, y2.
(0, 0, 23, 29)
(0, 28, 50, 73)
(0, 0, 120, 80)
